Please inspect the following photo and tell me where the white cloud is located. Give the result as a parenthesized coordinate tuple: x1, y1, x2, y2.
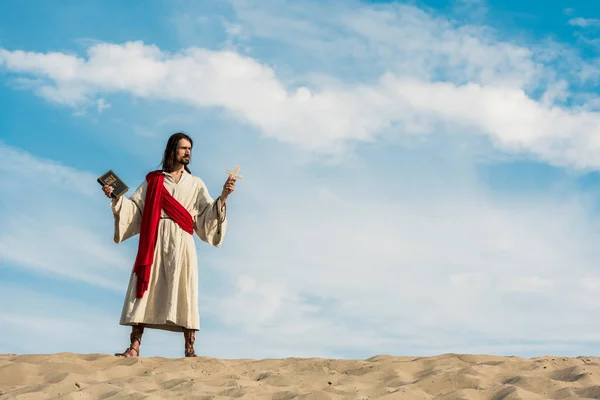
(3, 135, 598, 358)
(0, 285, 179, 357)
(581, 276, 600, 292)
(0, 142, 133, 291)
(569, 17, 600, 28)
(500, 276, 555, 293)
(184, 144, 600, 356)
(1, 1, 600, 166)
(96, 98, 111, 113)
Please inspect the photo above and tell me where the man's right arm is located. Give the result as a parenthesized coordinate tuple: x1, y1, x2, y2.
(108, 181, 147, 243)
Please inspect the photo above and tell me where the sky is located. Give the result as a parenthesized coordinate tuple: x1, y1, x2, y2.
(2, 0, 600, 360)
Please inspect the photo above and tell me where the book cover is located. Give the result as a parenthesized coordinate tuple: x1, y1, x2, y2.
(97, 169, 129, 198)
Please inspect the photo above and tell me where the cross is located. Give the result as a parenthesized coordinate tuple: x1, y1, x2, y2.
(226, 165, 243, 180)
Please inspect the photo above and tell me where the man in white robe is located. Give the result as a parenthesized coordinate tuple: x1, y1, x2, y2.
(101, 132, 236, 357)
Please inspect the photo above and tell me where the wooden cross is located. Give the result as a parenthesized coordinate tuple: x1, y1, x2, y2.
(226, 165, 243, 180)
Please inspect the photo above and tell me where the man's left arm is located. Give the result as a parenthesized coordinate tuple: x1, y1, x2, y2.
(217, 174, 236, 221)
(193, 177, 233, 247)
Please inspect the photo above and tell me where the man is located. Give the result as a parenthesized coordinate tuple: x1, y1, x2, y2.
(101, 132, 236, 358)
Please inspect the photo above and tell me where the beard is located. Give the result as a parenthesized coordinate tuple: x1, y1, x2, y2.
(178, 156, 190, 165)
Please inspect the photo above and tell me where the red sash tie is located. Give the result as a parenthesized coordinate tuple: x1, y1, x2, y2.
(133, 170, 194, 298)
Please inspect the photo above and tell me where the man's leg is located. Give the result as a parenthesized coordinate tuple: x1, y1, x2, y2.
(183, 328, 197, 357)
(115, 324, 145, 357)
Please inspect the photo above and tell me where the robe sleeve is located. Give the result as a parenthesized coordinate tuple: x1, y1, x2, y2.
(194, 180, 227, 247)
(110, 181, 147, 244)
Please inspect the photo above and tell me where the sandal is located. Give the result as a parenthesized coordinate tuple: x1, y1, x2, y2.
(115, 327, 143, 357)
(115, 346, 139, 358)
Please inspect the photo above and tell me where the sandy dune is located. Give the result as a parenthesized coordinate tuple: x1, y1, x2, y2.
(1, 352, 600, 399)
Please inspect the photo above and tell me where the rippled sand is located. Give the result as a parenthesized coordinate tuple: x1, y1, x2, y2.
(1, 352, 599, 399)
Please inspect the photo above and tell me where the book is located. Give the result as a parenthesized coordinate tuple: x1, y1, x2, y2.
(97, 169, 129, 198)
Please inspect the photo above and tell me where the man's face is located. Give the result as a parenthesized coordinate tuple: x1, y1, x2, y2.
(176, 139, 192, 165)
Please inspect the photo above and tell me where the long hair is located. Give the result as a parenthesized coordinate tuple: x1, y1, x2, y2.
(161, 132, 193, 173)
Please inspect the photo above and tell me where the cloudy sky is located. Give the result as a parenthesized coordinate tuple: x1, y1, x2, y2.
(2, 0, 600, 359)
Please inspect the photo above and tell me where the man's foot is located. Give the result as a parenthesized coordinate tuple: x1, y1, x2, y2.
(115, 327, 143, 358)
(114, 346, 139, 358)
(184, 330, 197, 357)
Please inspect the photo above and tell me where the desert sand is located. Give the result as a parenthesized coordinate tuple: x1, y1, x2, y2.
(1, 352, 600, 399)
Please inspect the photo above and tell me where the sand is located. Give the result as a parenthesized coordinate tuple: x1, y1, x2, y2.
(1, 352, 599, 399)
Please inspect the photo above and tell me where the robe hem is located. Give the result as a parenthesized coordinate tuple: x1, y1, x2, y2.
(120, 320, 199, 333)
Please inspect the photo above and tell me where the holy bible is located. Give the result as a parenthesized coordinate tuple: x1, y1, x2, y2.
(97, 169, 129, 198)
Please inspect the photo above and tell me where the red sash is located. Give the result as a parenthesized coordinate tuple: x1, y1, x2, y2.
(133, 170, 194, 298)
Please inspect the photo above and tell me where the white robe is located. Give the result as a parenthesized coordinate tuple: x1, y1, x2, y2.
(110, 170, 226, 332)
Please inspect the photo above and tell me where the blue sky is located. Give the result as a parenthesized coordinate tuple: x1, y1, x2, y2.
(2, 0, 600, 359)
